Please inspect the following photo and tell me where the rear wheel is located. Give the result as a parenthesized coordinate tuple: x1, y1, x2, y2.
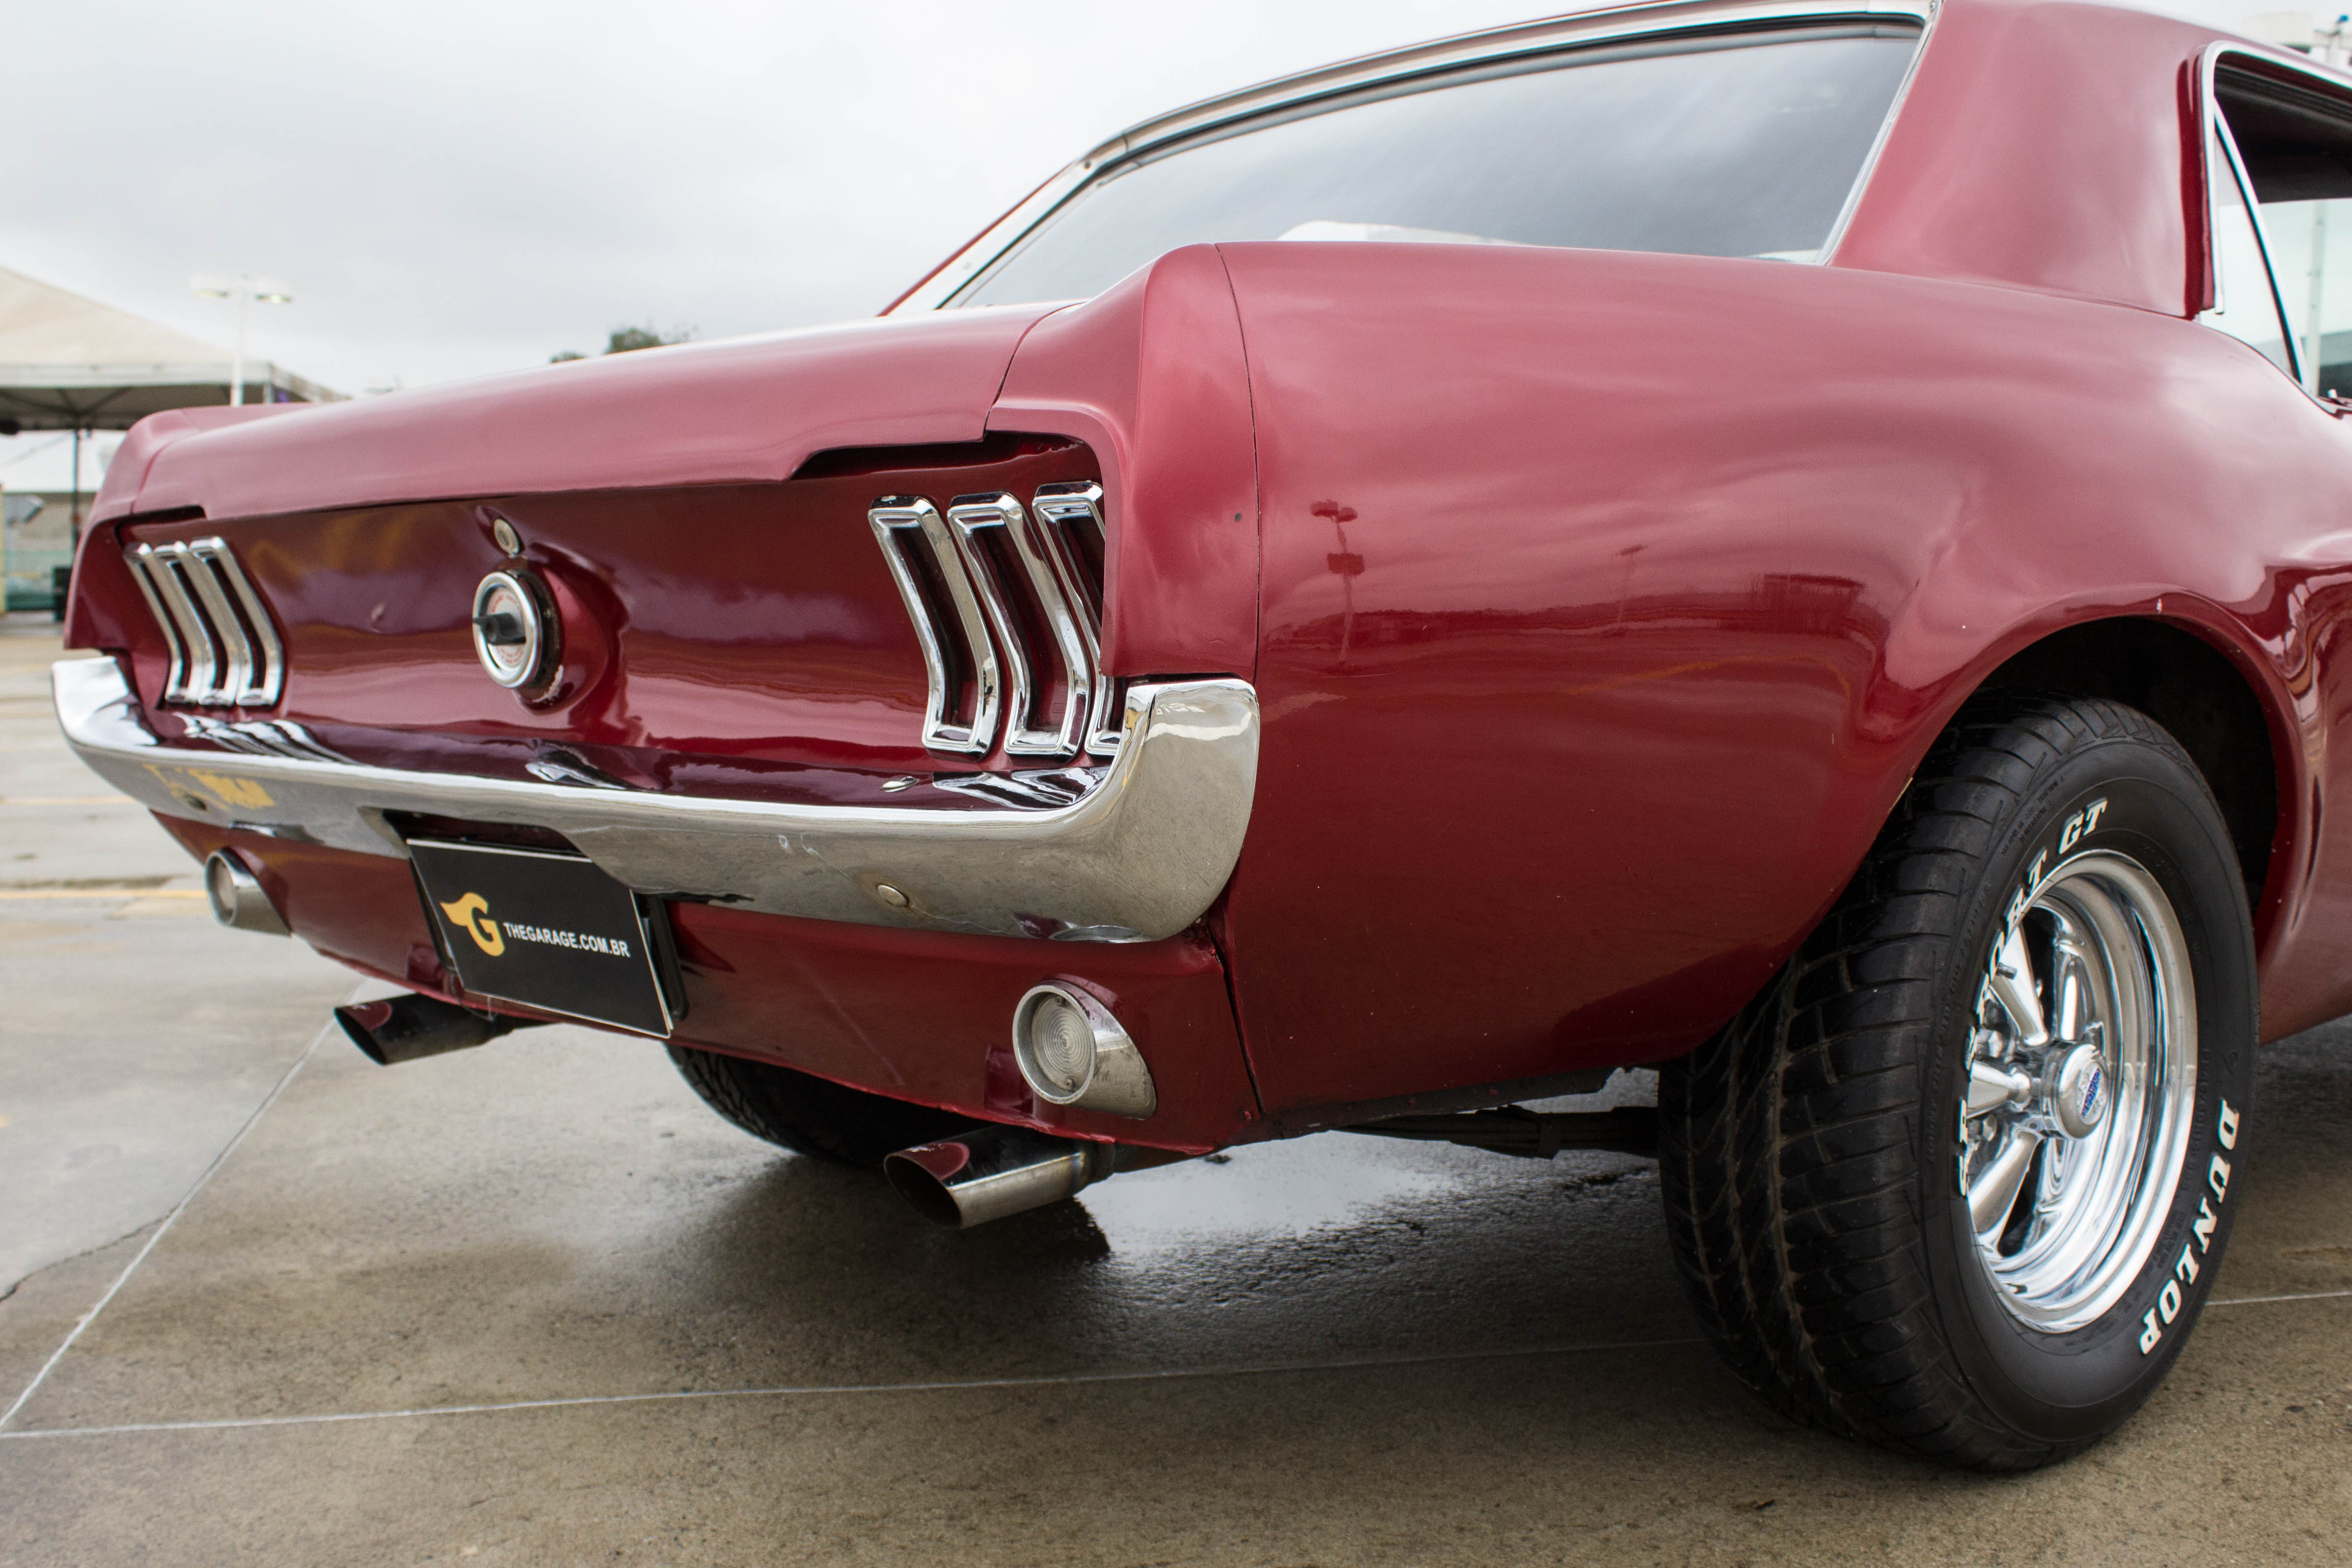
(1660, 694, 2256, 1469)
(668, 1046, 977, 1167)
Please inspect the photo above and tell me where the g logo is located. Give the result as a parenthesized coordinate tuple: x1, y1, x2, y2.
(438, 892, 505, 956)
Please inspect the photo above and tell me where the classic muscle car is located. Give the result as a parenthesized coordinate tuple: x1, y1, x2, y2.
(54, 0, 2352, 1467)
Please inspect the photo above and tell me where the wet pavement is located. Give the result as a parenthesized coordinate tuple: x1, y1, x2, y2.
(4, 612, 2349, 1565)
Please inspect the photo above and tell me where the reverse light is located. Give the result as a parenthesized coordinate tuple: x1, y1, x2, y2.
(1011, 982, 1156, 1118)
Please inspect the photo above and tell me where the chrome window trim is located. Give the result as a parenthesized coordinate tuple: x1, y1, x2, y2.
(888, 0, 1935, 314)
(52, 655, 1259, 945)
(1029, 481, 1124, 756)
(2196, 40, 2352, 391)
(2203, 108, 2302, 381)
(869, 497, 1002, 755)
(1816, 0, 1937, 264)
(946, 491, 1094, 759)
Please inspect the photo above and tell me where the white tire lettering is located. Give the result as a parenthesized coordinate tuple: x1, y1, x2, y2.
(2208, 1153, 2232, 1202)
(2140, 1309, 2163, 1354)
(2159, 1279, 2182, 1324)
(2193, 1197, 2219, 1254)
(2003, 851, 2050, 932)
(2175, 1244, 2200, 1286)
(2217, 1099, 2240, 1151)
(2059, 798, 2108, 853)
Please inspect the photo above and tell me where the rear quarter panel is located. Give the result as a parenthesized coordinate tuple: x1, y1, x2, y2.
(1214, 240, 2347, 1119)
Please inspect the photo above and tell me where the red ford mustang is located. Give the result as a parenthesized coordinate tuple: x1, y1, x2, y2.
(55, 0, 2349, 1467)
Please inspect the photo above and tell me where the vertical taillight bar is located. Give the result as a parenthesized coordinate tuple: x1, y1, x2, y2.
(946, 492, 1092, 758)
(128, 544, 220, 703)
(197, 540, 285, 706)
(122, 539, 286, 707)
(869, 497, 1001, 755)
(1029, 481, 1122, 756)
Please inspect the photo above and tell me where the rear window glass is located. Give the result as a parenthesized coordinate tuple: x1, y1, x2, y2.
(955, 24, 1920, 308)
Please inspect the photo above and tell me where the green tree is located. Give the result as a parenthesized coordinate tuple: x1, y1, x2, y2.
(549, 324, 696, 364)
(605, 324, 692, 354)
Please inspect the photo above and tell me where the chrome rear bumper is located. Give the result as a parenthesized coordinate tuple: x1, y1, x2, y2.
(52, 656, 1257, 943)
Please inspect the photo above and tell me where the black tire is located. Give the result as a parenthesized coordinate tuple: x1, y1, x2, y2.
(667, 1045, 977, 1167)
(1660, 694, 2257, 1469)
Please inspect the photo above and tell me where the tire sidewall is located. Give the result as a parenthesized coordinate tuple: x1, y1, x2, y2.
(1916, 730, 2256, 1445)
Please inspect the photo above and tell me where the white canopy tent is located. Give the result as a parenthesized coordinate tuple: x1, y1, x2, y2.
(0, 265, 340, 549)
(0, 264, 339, 432)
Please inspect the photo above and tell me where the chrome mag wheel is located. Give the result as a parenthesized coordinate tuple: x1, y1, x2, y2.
(1961, 849, 2198, 1331)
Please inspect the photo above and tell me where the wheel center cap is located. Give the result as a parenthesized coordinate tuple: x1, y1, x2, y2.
(2049, 1043, 2108, 1139)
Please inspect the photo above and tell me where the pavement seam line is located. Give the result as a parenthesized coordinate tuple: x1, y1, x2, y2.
(2206, 1287, 2352, 1308)
(0, 1012, 336, 1433)
(0, 1335, 1711, 1441)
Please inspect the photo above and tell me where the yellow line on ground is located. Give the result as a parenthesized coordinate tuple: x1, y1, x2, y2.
(0, 888, 202, 900)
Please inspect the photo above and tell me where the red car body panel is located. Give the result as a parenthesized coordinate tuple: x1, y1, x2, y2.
(86, 444, 1107, 790)
(56, 0, 2352, 1150)
(990, 244, 1262, 681)
(1832, 0, 2210, 314)
(154, 814, 1260, 1154)
(1214, 237, 2334, 1115)
(78, 306, 1059, 534)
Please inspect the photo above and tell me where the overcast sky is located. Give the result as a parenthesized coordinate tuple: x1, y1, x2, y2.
(0, 0, 2331, 490)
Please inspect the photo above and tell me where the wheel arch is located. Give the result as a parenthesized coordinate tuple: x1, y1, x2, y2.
(1962, 613, 2293, 946)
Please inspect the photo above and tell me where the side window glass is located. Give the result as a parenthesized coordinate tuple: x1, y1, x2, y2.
(2202, 125, 2296, 376)
(2257, 192, 2352, 394)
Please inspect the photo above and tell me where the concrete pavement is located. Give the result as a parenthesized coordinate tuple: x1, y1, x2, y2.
(3, 613, 2347, 1566)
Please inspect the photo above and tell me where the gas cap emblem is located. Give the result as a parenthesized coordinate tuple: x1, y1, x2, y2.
(471, 569, 558, 691)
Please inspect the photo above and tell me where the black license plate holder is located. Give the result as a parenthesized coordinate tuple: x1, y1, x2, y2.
(408, 838, 676, 1037)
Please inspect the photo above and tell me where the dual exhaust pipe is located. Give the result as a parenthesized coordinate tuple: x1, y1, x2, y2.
(233, 849, 1146, 1228)
(334, 987, 1134, 1227)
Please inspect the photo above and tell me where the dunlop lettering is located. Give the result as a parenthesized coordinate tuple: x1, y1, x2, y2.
(2146, 1101, 2245, 1355)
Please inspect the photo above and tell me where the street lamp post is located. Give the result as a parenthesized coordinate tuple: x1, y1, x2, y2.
(189, 274, 294, 406)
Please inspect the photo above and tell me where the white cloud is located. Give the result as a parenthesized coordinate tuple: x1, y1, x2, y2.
(4, 0, 1560, 398)
(1, 0, 2333, 429)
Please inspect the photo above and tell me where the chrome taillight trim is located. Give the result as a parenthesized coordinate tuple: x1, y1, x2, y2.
(869, 497, 1001, 755)
(124, 539, 284, 708)
(1030, 481, 1122, 756)
(947, 492, 1094, 758)
(876, 484, 1125, 760)
(123, 546, 189, 700)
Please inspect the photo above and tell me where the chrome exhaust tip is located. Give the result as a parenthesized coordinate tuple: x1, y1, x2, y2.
(203, 850, 289, 937)
(884, 1126, 1118, 1229)
(334, 992, 529, 1066)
